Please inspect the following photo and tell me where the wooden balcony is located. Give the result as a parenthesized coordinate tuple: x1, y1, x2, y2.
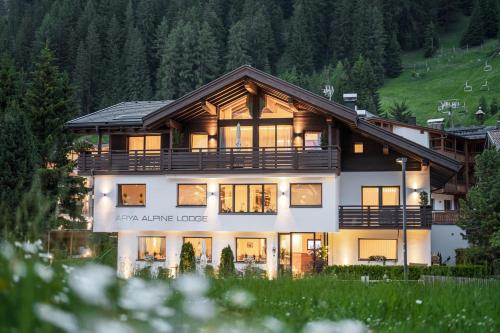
(432, 210, 460, 225)
(339, 206, 432, 229)
(77, 146, 341, 174)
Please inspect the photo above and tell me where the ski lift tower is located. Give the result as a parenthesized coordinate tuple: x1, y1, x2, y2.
(323, 85, 334, 101)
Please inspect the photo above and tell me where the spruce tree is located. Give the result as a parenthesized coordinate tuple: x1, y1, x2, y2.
(479, 0, 499, 38)
(331, 0, 355, 62)
(424, 22, 440, 58)
(350, 56, 379, 114)
(460, 1, 484, 47)
(389, 99, 413, 122)
(0, 53, 22, 113)
(123, 26, 151, 100)
(226, 21, 252, 71)
(384, 33, 403, 78)
(156, 23, 184, 99)
(100, 15, 124, 107)
(194, 22, 220, 87)
(490, 97, 499, 115)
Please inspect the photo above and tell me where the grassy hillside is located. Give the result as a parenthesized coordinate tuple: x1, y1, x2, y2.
(379, 16, 500, 127)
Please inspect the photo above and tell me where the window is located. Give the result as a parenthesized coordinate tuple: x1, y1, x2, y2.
(220, 96, 251, 119)
(184, 237, 212, 262)
(191, 133, 208, 151)
(259, 125, 293, 148)
(290, 184, 322, 207)
(219, 184, 277, 214)
(354, 142, 364, 154)
(118, 184, 146, 206)
(362, 186, 400, 207)
(444, 199, 452, 211)
(219, 126, 253, 149)
(128, 135, 161, 153)
(177, 184, 207, 206)
(236, 238, 267, 263)
(305, 131, 322, 149)
(260, 95, 293, 118)
(307, 239, 321, 250)
(358, 239, 397, 261)
(138, 236, 166, 261)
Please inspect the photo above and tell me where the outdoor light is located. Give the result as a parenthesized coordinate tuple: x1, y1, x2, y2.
(210, 192, 215, 196)
(396, 157, 408, 281)
(281, 191, 286, 196)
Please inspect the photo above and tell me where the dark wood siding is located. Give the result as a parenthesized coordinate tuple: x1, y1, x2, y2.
(109, 134, 127, 150)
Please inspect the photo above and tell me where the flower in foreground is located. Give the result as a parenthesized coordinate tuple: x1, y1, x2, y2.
(68, 264, 115, 306)
(120, 278, 170, 311)
(35, 303, 78, 333)
(416, 299, 423, 305)
(173, 274, 209, 298)
(225, 288, 255, 308)
(303, 319, 369, 333)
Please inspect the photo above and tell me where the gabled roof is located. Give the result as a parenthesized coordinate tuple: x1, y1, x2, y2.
(67, 101, 173, 128)
(486, 129, 500, 148)
(446, 125, 496, 140)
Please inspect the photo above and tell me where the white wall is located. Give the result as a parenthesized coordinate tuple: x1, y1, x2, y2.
(431, 225, 468, 265)
(431, 193, 455, 210)
(392, 125, 429, 148)
(339, 170, 431, 206)
(93, 174, 337, 233)
(331, 229, 431, 265)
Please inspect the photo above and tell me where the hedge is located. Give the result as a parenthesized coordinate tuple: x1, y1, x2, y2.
(322, 264, 490, 280)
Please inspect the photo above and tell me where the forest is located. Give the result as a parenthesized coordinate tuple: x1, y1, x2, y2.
(1, 0, 497, 116)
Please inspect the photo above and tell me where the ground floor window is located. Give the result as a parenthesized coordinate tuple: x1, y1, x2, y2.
(183, 237, 212, 262)
(358, 238, 397, 261)
(138, 236, 166, 261)
(236, 238, 267, 263)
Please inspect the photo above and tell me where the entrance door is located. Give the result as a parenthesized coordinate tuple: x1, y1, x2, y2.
(278, 232, 327, 275)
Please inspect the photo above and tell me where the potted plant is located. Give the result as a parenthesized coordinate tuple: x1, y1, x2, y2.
(419, 191, 429, 207)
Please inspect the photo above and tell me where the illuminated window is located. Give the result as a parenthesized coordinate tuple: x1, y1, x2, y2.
(118, 184, 146, 206)
(290, 184, 322, 207)
(236, 238, 267, 262)
(220, 96, 251, 119)
(362, 186, 400, 207)
(138, 236, 166, 261)
(177, 184, 207, 206)
(219, 184, 277, 214)
(354, 142, 364, 154)
(184, 237, 212, 262)
(128, 135, 161, 152)
(260, 95, 293, 118)
(191, 133, 208, 151)
(259, 125, 293, 148)
(358, 239, 397, 260)
(219, 126, 253, 148)
(305, 131, 322, 149)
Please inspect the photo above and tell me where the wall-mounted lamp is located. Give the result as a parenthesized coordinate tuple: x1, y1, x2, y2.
(210, 192, 216, 196)
(281, 191, 286, 196)
(272, 246, 276, 256)
(102, 193, 107, 197)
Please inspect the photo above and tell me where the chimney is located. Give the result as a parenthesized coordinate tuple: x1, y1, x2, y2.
(343, 93, 357, 110)
(406, 116, 417, 125)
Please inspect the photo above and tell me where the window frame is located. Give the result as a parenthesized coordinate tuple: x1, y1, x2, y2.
(289, 183, 323, 208)
(177, 184, 208, 207)
(304, 130, 323, 150)
(127, 135, 162, 152)
(354, 142, 364, 154)
(235, 237, 267, 263)
(183, 236, 213, 263)
(361, 186, 400, 207)
(258, 124, 293, 148)
(137, 236, 166, 262)
(190, 132, 209, 152)
(117, 184, 146, 207)
(358, 238, 398, 261)
(218, 184, 278, 214)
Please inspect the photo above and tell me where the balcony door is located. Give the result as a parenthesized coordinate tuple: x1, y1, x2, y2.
(278, 232, 327, 275)
(259, 125, 293, 150)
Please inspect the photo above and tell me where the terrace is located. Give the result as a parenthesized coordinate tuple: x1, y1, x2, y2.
(339, 205, 432, 229)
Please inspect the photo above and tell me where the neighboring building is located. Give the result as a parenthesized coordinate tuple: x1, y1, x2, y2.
(486, 128, 500, 149)
(67, 66, 460, 277)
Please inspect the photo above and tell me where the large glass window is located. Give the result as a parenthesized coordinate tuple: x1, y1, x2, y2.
(219, 184, 277, 214)
(138, 236, 166, 261)
(290, 184, 322, 207)
(118, 184, 146, 206)
(219, 96, 251, 119)
(236, 238, 267, 263)
(260, 95, 293, 118)
(358, 239, 397, 260)
(128, 135, 161, 152)
(191, 133, 208, 151)
(184, 237, 212, 262)
(304, 131, 322, 149)
(177, 184, 207, 206)
(219, 126, 253, 149)
(259, 125, 293, 148)
(362, 186, 400, 207)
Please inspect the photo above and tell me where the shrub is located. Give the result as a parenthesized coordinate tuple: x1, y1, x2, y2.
(219, 245, 235, 277)
(179, 242, 196, 273)
(322, 264, 490, 280)
(204, 264, 215, 278)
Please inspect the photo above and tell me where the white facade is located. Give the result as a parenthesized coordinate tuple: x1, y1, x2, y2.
(431, 225, 468, 265)
(392, 125, 430, 148)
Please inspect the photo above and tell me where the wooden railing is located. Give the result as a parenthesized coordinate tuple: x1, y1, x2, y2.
(77, 146, 341, 173)
(339, 205, 432, 229)
(432, 210, 460, 225)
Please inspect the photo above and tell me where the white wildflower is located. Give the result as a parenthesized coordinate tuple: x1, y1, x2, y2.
(35, 303, 79, 333)
(53, 292, 69, 304)
(132, 311, 149, 321)
(16, 239, 43, 254)
(0, 241, 14, 259)
(262, 316, 285, 332)
(120, 278, 170, 311)
(156, 306, 175, 317)
(12, 260, 26, 282)
(93, 320, 134, 333)
(225, 289, 255, 309)
(416, 299, 423, 305)
(68, 264, 114, 306)
(150, 318, 173, 333)
(62, 264, 74, 274)
(174, 274, 209, 298)
(35, 263, 54, 283)
(303, 319, 368, 333)
(183, 297, 216, 320)
(119, 314, 128, 322)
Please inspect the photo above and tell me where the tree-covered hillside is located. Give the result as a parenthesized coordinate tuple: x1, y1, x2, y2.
(0, 0, 498, 121)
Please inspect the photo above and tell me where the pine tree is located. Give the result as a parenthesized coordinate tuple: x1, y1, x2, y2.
(100, 15, 124, 107)
(331, 0, 355, 62)
(194, 22, 220, 86)
(123, 26, 151, 100)
(384, 32, 403, 78)
(226, 21, 252, 71)
(424, 22, 440, 58)
(388, 99, 413, 122)
(0, 53, 22, 114)
(350, 56, 379, 114)
(460, 1, 484, 47)
(490, 97, 499, 115)
(479, 0, 499, 38)
(156, 23, 184, 99)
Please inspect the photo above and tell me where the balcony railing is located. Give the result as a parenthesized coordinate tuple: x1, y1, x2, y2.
(339, 205, 432, 229)
(77, 146, 340, 174)
(432, 210, 460, 225)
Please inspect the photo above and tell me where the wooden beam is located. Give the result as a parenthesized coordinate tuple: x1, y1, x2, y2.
(287, 97, 300, 113)
(201, 100, 217, 116)
(244, 81, 258, 95)
(168, 119, 182, 130)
